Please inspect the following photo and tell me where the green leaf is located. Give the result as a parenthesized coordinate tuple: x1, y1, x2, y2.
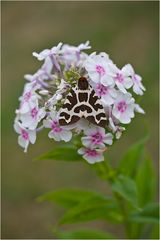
(56, 229, 116, 239)
(59, 197, 123, 224)
(35, 145, 83, 161)
(130, 202, 159, 224)
(37, 189, 107, 208)
(119, 136, 148, 177)
(112, 175, 139, 208)
(136, 152, 156, 206)
(38, 189, 123, 224)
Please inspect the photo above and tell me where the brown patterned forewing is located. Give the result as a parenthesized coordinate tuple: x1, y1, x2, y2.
(59, 83, 107, 127)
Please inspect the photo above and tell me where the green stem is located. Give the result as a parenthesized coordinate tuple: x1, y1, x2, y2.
(100, 160, 132, 238)
(114, 193, 132, 238)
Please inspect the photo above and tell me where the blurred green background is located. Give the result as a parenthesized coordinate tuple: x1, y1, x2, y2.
(2, 1, 159, 239)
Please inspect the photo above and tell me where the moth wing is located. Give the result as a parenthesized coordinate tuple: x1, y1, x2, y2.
(59, 88, 80, 126)
(85, 87, 107, 128)
(59, 84, 107, 128)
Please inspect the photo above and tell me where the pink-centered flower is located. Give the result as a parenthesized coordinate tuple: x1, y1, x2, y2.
(43, 111, 72, 142)
(78, 147, 104, 164)
(19, 86, 40, 114)
(20, 104, 46, 130)
(14, 121, 36, 152)
(93, 82, 117, 106)
(112, 92, 135, 124)
(125, 64, 145, 95)
(82, 126, 113, 148)
(109, 64, 133, 93)
(85, 53, 114, 86)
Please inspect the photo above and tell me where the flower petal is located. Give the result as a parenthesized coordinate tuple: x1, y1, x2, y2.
(18, 136, 29, 152)
(60, 130, 72, 142)
(29, 130, 36, 144)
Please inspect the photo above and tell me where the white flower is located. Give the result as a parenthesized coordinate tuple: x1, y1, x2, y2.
(61, 41, 91, 55)
(92, 82, 117, 106)
(85, 53, 114, 86)
(133, 75, 145, 95)
(22, 81, 41, 93)
(24, 57, 53, 88)
(124, 64, 145, 95)
(19, 87, 39, 114)
(78, 147, 104, 164)
(60, 41, 90, 68)
(112, 92, 135, 124)
(14, 121, 36, 152)
(82, 126, 113, 148)
(33, 42, 62, 61)
(109, 64, 133, 93)
(33, 42, 62, 71)
(20, 105, 46, 130)
(24, 72, 48, 88)
(43, 111, 72, 142)
(40, 57, 53, 78)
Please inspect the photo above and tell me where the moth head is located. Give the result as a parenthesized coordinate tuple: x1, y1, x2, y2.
(78, 77, 89, 90)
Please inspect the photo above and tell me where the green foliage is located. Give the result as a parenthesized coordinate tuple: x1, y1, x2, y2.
(38, 189, 122, 225)
(37, 136, 159, 239)
(119, 135, 148, 177)
(111, 175, 139, 209)
(64, 68, 80, 83)
(135, 153, 156, 206)
(58, 196, 122, 225)
(55, 229, 116, 239)
(37, 189, 110, 208)
(35, 144, 83, 161)
(116, 139, 159, 239)
(130, 202, 159, 224)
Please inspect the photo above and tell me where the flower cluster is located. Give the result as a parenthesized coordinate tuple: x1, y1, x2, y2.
(14, 41, 145, 163)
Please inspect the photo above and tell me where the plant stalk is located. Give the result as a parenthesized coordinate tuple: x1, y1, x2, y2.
(101, 160, 132, 239)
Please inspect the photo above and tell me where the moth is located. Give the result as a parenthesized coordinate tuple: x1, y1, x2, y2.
(59, 77, 107, 127)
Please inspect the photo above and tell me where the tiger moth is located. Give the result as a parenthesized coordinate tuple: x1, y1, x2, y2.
(59, 77, 107, 127)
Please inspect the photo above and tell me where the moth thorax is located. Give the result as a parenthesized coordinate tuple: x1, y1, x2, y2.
(78, 77, 89, 90)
